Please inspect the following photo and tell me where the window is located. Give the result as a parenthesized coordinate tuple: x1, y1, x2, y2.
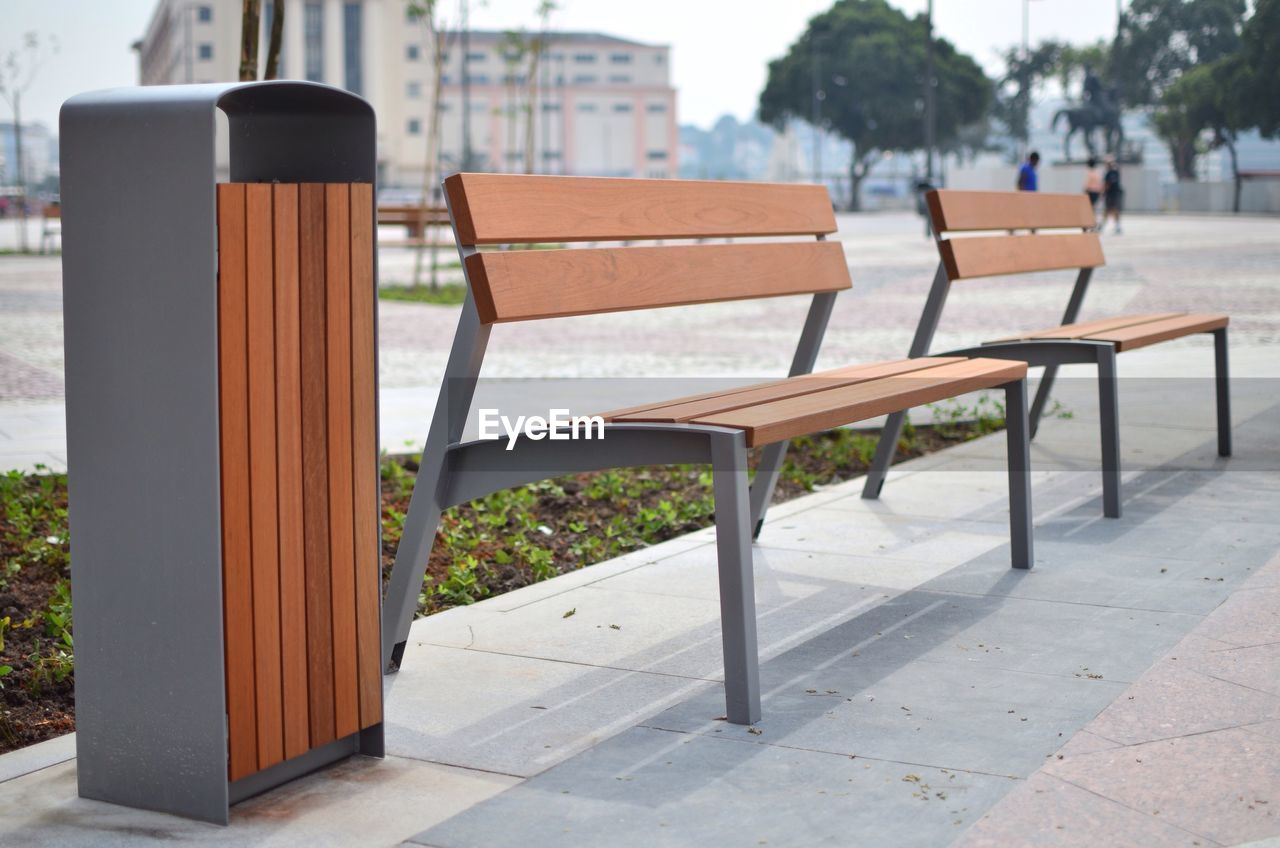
(654, 53, 665, 64)
(576, 102, 597, 113)
(196, 5, 212, 22)
(466, 51, 487, 62)
(613, 102, 633, 113)
(407, 118, 422, 135)
(406, 44, 420, 61)
(647, 102, 667, 113)
(406, 80, 422, 98)
(502, 74, 527, 85)
(647, 150, 668, 160)
(541, 101, 561, 112)
(438, 102, 450, 112)
(304, 1, 324, 82)
(573, 53, 596, 63)
(647, 169, 668, 178)
(573, 74, 597, 85)
(608, 75, 630, 84)
(466, 74, 490, 85)
(343, 2, 363, 94)
(609, 53, 632, 64)
(542, 150, 562, 160)
(197, 43, 213, 61)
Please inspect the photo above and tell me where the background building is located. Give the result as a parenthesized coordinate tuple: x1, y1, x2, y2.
(134, 0, 678, 188)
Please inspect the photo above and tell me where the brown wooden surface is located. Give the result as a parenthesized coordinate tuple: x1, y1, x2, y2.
(466, 241, 852, 324)
(989, 313, 1183, 342)
(216, 184, 258, 781)
(350, 183, 383, 727)
(244, 184, 285, 771)
(271, 184, 311, 760)
(445, 173, 838, 244)
(1083, 313, 1228, 352)
(325, 184, 360, 740)
(694, 358, 1027, 447)
(299, 183, 336, 747)
(927, 189, 1097, 233)
(939, 233, 1105, 281)
(610, 358, 968, 423)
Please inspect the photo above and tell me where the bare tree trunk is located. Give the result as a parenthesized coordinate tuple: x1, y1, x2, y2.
(412, 14, 449, 291)
(13, 92, 27, 253)
(264, 1, 285, 80)
(1225, 135, 1241, 214)
(847, 152, 872, 213)
(239, 0, 262, 81)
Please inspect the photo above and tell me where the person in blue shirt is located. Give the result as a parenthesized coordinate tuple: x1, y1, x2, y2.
(1016, 151, 1040, 191)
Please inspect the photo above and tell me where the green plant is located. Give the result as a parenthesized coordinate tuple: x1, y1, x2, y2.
(25, 649, 73, 694)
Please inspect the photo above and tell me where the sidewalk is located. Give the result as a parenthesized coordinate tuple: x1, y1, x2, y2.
(1, 347, 1277, 846)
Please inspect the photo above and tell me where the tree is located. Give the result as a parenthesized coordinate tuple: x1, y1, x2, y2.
(1236, 0, 1280, 137)
(759, 0, 989, 210)
(993, 41, 1063, 157)
(238, 0, 284, 82)
(408, 0, 458, 291)
(1155, 55, 1251, 208)
(1111, 0, 1246, 107)
(0, 32, 58, 253)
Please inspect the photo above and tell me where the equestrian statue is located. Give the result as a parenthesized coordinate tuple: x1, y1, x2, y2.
(1052, 68, 1125, 161)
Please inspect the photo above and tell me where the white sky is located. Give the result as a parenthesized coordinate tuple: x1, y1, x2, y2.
(4, 0, 1123, 131)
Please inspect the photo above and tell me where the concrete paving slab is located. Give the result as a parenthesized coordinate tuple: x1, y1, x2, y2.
(407, 726, 1018, 848)
(0, 755, 516, 848)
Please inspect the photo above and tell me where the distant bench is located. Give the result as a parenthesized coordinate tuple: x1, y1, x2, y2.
(862, 189, 1231, 517)
(377, 204, 450, 246)
(380, 173, 1036, 726)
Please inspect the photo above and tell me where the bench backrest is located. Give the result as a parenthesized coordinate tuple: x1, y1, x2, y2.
(444, 173, 849, 324)
(926, 189, 1104, 281)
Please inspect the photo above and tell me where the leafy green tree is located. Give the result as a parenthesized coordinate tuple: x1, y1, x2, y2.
(1236, 0, 1280, 137)
(1111, 0, 1245, 107)
(759, 0, 989, 210)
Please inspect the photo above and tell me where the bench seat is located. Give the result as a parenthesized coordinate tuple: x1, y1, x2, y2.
(608, 356, 1025, 446)
(989, 312, 1229, 352)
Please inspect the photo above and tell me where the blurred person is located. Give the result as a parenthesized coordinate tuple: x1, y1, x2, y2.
(1103, 156, 1124, 234)
(1016, 151, 1040, 192)
(1083, 156, 1103, 227)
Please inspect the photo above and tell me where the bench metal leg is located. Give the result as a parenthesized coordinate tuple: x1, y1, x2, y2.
(1004, 379, 1034, 569)
(1028, 363, 1059, 440)
(861, 409, 907, 500)
(1097, 345, 1123, 518)
(1214, 327, 1232, 457)
(749, 440, 788, 539)
(710, 431, 761, 725)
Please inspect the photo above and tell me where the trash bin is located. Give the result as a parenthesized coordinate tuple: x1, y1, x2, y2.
(60, 81, 384, 825)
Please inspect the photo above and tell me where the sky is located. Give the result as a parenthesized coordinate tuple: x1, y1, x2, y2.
(3, 0, 1124, 132)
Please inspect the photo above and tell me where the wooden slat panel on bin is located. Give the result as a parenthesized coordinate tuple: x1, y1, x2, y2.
(216, 183, 257, 781)
(349, 182, 383, 727)
(325, 184, 360, 739)
(299, 183, 336, 747)
(273, 184, 310, 759)
(245, 184, 285, 770)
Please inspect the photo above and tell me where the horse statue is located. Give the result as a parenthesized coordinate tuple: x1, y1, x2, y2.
(1052, 69, 1125, 161)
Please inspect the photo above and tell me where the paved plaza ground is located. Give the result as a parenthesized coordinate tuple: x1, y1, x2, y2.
(0, 211, 1277, 845)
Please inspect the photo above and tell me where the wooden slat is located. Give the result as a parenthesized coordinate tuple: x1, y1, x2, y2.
(466, 241, 851, 324)
(610, 358, 967, 423)
(694, 358, 1027, 447)
(939, 233, 1105, 281)
(273, 184, 310, 760)
(927, 189, 1097, 233)
(987, 313, 1183, 343)
(325, 184, 360, 739)
(217, 183, 257, 781)
(1082, 313, 1228, 352)
(245, 184, 285, 771)
(299, 183, 336, 747)
(445, 173, 837, 244)
(349, 183, 383, 729)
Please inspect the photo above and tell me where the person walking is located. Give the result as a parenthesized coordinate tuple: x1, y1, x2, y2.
(1016, 151, 1040, 192)
(1103, 155, 1123, 234)
(1083, 156, 1103, 228)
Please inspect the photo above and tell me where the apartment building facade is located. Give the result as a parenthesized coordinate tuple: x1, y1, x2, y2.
(135, 0, 678, 186)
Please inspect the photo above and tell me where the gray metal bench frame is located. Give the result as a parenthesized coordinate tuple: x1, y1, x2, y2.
(381, 196, 1035, 726)
(860, 234, 1231, 518)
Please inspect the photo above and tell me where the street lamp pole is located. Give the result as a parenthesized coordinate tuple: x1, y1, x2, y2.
(924, 0, 936, 183)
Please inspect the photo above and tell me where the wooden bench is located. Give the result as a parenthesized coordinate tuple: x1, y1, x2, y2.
(380, 174, 1036, 725)
(377, 203, 450, 245)
(862, 189, 1231, 518)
